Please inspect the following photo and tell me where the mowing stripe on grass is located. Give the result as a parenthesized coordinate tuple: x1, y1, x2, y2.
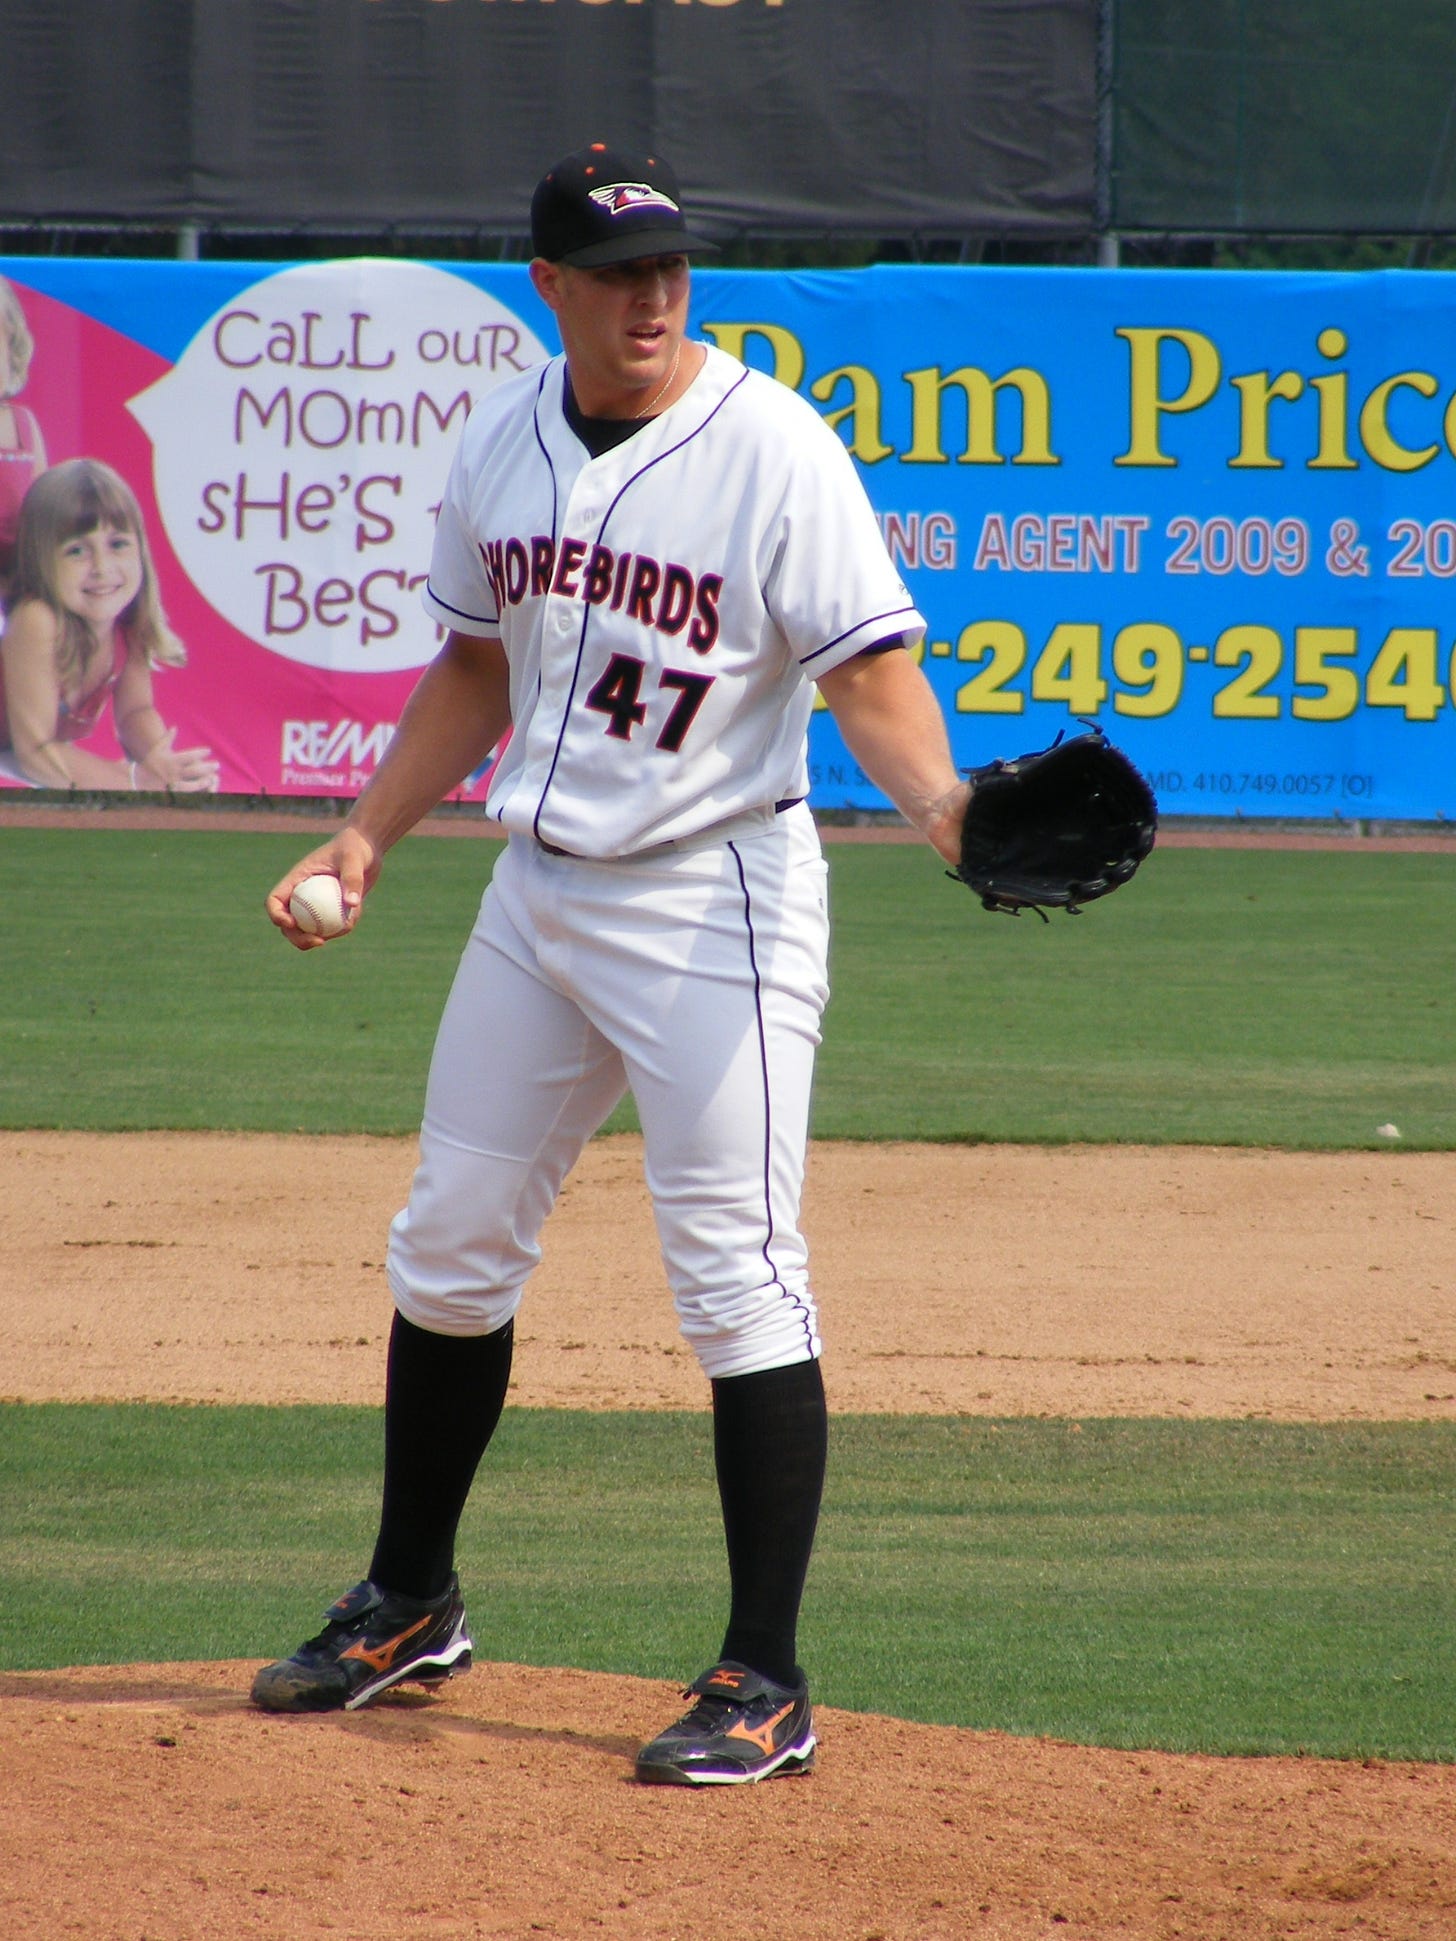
(2, 1403, 1451, 1760)
(0, 830, 1453, 1144)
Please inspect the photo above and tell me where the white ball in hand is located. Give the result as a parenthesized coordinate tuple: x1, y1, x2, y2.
(289, 874, 349, 938)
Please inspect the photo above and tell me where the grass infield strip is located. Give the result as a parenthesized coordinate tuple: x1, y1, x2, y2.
(0, 829, 1453, 1145)
(1, 1403, 1451, 1763)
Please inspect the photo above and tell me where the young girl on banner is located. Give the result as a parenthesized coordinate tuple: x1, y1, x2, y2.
(0, 276, 48, 605)
(0, 459, 218, 791)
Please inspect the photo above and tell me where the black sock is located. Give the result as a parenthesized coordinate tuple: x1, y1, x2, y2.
(712, 1357, 827, 1688)
(367, 1311, 514, 1601)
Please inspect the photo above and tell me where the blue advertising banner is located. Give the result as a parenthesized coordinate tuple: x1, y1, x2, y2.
(693, 266, 1456, 824)
(3, 256, 1453, 818)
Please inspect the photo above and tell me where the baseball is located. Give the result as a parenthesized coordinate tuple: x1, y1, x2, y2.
(289, 873, 349, 938)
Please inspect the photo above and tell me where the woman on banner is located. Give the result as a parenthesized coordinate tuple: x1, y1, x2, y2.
(0, 458, 218, 791)
(0, 275, 48, 605)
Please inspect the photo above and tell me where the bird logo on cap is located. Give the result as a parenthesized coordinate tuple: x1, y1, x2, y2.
(588, 182, 681, 219)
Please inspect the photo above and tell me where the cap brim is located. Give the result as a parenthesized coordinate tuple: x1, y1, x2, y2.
(553, 226, 720, 268)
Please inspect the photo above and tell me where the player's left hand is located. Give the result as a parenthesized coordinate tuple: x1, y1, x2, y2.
(950, 724, 1157, 918)
(918, 780, 974, 867)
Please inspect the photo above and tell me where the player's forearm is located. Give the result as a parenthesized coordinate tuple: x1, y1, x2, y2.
(817, 649, 969, 864)
(345, 631, 510, 853)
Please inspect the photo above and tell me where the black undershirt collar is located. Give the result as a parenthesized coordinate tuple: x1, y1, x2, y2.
(562, 370, 654, 457)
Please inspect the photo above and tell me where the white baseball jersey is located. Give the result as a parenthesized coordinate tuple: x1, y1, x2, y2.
(421, 341, 926, 858)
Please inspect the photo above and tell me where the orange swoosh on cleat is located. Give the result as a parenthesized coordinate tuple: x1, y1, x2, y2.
(725, 1701, 795, 1758)
(339, 1614, 432, 1674)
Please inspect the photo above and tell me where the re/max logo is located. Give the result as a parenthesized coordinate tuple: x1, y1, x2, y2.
(280, 720, 396, 767)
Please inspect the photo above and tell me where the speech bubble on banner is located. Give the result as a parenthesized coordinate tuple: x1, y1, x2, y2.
(129, 261, 548, 674)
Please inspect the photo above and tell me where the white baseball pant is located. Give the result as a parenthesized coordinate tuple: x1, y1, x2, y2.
(386, 804, 829, 1379)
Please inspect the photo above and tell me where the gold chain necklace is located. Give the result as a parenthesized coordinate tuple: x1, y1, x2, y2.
(641, 345, 682, 417)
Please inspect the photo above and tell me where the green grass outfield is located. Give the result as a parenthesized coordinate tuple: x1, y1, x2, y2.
(1, 827, 1454, 1145)
(1, 824, 1453, 1757)
(2, 1405, 1452, 1762)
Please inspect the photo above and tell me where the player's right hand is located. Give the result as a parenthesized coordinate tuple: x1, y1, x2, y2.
(265, 827, 380, 950)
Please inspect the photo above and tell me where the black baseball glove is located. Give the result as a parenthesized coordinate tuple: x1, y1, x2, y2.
(952, 725, 1157, 918)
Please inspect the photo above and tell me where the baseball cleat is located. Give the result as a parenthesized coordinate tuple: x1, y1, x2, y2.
(635, 1660, 816, 1786)
(250, 1575, 473, 1713)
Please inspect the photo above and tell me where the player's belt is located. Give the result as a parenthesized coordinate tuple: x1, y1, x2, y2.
(536, 799, 804, 863)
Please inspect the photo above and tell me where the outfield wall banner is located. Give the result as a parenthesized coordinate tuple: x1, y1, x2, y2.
(3, 257, 1454, 820)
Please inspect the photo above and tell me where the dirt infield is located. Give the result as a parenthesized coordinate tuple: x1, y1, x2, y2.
(3, 1128, 1455, 1939)
(4, 1132, 1453, 1421)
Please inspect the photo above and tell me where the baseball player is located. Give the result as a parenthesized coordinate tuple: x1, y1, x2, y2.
(253, 142, 971, 1785)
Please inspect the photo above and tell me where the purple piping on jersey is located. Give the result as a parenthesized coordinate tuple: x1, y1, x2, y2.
(529, 364, 751, 844)
(728, 838, 818, 1362)
(528, 368, 561, 742)
(426, 368, 558, 812)
(423, 583, 499, 632)
(797, 604, 922, 667)
(530, 364, 556, 485)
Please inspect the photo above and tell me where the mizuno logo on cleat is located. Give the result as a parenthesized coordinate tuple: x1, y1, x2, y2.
(340, 1614, 431, 1674)
(725, 1701, 795, 1757)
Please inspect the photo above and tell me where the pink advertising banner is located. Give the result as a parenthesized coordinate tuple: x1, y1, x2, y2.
(1, 259, 551, 798)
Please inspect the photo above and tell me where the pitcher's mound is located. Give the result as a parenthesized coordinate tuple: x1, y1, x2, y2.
(1, 1659, 1452, 1939)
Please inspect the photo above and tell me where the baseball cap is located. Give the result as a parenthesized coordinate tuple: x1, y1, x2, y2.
(531, 143, 719, 268)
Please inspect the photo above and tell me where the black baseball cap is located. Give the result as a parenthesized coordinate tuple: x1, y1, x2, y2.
(531, 143, 719, 268)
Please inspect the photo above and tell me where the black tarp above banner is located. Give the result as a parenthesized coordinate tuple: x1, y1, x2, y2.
(0, 0, 1097, 240)
(1111, 0, 1456, 234)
